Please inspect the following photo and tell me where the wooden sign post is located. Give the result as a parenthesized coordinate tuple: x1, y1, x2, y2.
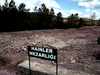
(28, 46, 58, 75)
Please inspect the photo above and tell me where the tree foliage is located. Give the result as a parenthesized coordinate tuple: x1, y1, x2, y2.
(18, 3, 25, 11)
(90, 12, 96, 25)
(67, 13, 79, 28)
(0, 0, 96, 32)
(54, 12, 63, 28)
(97, 18, 100, 26)
(64, 13, 87, 28)
(9, 0, 16, 9)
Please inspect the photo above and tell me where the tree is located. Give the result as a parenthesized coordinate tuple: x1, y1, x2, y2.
(3, 0, 9, 8)
(0, 5, 3, 31)
(49, 8, 54, 15)
(68, 13, 79, 21)
(33, 6, 37, 12)
(38, 8, 42, 13)
(2, 0, 9, 12)
(9, 0, 16, 9)
(32, 3, 56, 29)
(97, 18, 100, 26)
(49, 8, 55, 28)
(18, 3, 30, 12)
(57, 12, 62, 19)
(74, 13, 78, 18)
(90, 12, 96, 25)
(18, 3, 25, 11)
(8, 0, 18, 15)
(78, 18, 86, 27)
(67, 13, 79, 28)
(41, 3, 47, 13)
(0, 5, 3, 11)
(54, 12, 63, 28)
(45, 8, 49, 14)
(37, 3, 50, 29)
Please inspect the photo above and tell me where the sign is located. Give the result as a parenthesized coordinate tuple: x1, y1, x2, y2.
(28, 46, 57, 62)
(28, 46, 58, 75)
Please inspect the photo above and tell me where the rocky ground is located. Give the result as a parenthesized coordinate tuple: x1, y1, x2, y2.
(0, 26, 100, 75)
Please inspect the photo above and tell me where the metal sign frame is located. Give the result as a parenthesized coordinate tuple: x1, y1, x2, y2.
(28, 46, 58, 75)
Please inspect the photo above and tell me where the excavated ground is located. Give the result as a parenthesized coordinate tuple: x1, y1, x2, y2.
(0, 26, 100, 75)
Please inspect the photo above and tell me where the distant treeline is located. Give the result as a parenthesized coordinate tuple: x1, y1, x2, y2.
(0, 0, 96, 32)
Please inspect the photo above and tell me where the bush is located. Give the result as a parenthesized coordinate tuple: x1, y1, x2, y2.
(97, 35, 100, 45)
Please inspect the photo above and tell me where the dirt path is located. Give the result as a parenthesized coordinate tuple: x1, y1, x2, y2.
(0, 26, 100, 75)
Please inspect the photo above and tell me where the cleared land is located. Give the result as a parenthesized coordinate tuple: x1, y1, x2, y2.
(0, 26, 100, 75)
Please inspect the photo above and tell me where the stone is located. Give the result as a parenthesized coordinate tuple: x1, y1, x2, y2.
(44, 45, 48, 48)
(24, 48, 27, 51)
(60, 62, 63, 65)
(78, 59, 83, 64)
(51, 61, 56, 65)
(70, 59, 76, 64)
(35, 35, 39, 37)
(75, 57, 83, 64)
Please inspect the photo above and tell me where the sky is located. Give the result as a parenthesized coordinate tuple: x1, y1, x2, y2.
(0, 0, 100, 20)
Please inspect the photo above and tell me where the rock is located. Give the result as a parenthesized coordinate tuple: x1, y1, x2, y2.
(60, 62, 64, 65)
(30, 42, 36, 45)
(23, 48, 27, 51)
(78, 59, 83, 64)
(51, 61, 57, 65)
(35, 35, 39, 37)
(43, 45, 47, 48)
(75, 57, 83, 64)
(70, 59, 76, 64)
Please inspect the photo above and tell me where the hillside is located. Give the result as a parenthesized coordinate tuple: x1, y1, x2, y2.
(63, 17, 99, 25)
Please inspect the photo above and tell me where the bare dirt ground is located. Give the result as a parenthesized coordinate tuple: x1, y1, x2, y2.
(0, 26, 100, 75)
